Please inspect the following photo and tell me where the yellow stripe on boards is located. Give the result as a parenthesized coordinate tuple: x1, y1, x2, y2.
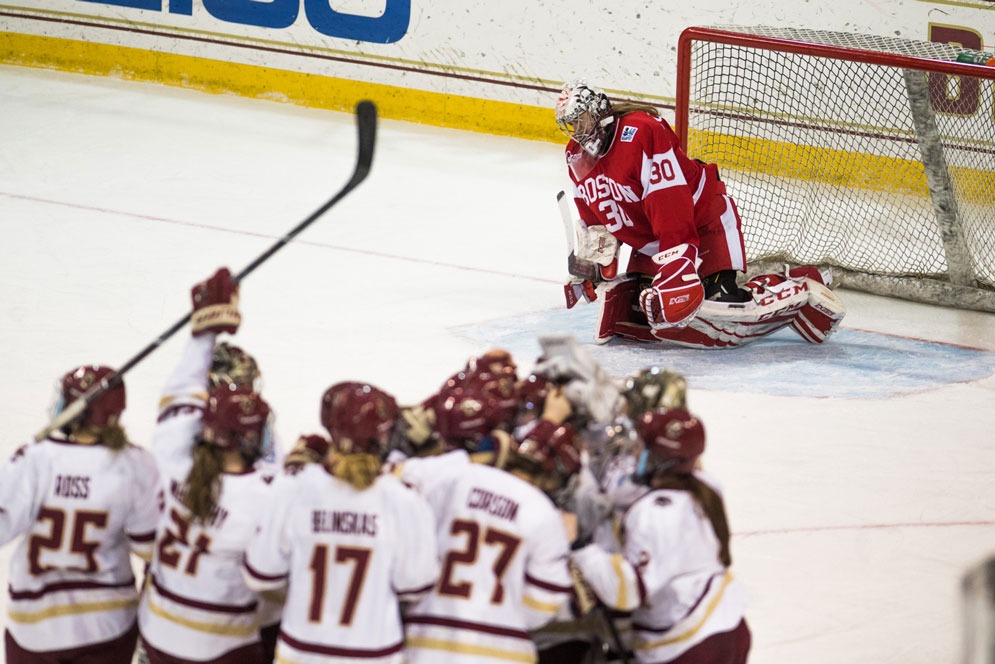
(0, 33, 563, 143)
(688, 129, 995, 206)
(6, 33, 991, 201)
(634, 572, 734, 650)
(145, 598, 259, 637)
(405, 636, 536, 663)
(8, 598, 138, 623)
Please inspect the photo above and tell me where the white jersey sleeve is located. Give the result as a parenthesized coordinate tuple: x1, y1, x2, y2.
(242, 475, 294, 591)
(123, 447, 163, 560)
(522, 505, 574, 630)
(386, 480, 439, 601)
(158, 333, 213, 413)
(570, 542, 644, 613)
(0, 445, 42, 547)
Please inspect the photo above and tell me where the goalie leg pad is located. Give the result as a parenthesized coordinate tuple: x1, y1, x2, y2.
(790, 279, 846, 343)
(648, 278, 810, 348)
(594, 278, 641, 345)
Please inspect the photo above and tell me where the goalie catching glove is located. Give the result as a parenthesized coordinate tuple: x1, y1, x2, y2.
(638, 243, 705, 329)
(191, 267, 241, 336)
(564, 225, 620, 309)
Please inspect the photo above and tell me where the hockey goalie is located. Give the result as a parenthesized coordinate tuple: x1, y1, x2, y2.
(554, 80, 846, 349)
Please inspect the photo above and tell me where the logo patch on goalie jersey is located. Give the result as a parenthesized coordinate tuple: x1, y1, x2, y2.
(620, 126, 638, 142)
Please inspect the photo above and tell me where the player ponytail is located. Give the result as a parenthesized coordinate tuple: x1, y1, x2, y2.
(611, 101, 660, 120)
(329, 452, 382, 490)
(97, 423, 129, 451)
(185, 442, 224, 523)
(651, 474, 732, 567)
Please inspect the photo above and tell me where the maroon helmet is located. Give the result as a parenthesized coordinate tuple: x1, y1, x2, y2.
(433, 370, 518, 446)
(202, 385, 271, 453)
(320, 382, 398, 455)
(635, 408, 705, 476)
(515, 373, 551, 423)
(59, 365, 125, 428)
(515, 420, 582, 482)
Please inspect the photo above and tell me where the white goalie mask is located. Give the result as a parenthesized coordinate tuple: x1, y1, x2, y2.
(555, 80, 614, 158)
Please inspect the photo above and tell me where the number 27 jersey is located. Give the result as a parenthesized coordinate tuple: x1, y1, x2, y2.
(398, 451, 574, 664)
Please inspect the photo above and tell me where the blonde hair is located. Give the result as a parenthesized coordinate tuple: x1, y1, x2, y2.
(68, 422, 129, 451)
(185, 443, 224, 524)
(612, 101, 660, 119)
(330, 453, 382, 490)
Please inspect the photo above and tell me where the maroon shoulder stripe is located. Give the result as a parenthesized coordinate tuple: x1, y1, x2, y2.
(404, 615, 531, 641)
(243, 555, 288, 583)
(524, 573, 572, 594)
(632, 572, 720, 633)
(157, 404, 203, 423)
(633, 566, 648, 606)
(280, 631, 403, 657)
(395, 581, 436, 596)
(150, 574, 257, 614)
(9, 578, 136, 601)
(129, 530, 156, 543)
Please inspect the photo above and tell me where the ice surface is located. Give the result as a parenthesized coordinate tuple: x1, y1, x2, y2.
(2, 65, 995, 664)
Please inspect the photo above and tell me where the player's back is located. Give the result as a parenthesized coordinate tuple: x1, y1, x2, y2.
(244, 463, 439, 663)
(400, 451, 573, 664)
(1, 438, 159, 652)
(138, 459, 274, 660)
(622, 472, 748, 662)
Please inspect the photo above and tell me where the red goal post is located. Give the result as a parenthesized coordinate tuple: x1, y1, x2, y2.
(675, 26, 995, 312)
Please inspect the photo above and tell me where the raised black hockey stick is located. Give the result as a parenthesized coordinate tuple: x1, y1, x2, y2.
(34, 100, 378, 442)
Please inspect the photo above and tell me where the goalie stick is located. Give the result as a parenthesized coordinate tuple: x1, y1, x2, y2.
(34, 100, 378, 442)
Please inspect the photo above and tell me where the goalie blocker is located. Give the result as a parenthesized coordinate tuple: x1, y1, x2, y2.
(593, 266, 845, 349)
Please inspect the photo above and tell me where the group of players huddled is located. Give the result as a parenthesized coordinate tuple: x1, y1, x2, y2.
(0, 266, 750, 664)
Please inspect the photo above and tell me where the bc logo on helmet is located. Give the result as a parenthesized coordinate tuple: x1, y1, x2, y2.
(79, 0, 411, 44)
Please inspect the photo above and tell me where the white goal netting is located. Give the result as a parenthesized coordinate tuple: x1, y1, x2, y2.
(680, 26, 995, 311)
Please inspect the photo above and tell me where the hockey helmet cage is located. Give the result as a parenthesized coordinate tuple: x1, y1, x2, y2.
(634, 408, 705, 478)
(555, 80, 614, 157)
(201, 385, 271, 458)
(623, 367, 688, 418)
(209, 342, 260, 391)
(58, 365, 125, 429)
(320, 382, 399, 456)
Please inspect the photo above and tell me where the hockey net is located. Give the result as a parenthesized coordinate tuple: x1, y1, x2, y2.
(676, 26, 995, 312)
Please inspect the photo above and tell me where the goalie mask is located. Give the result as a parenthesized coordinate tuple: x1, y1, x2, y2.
(201, 385, 271, 461)
(634, 408, 705, 478)
(209, 342, 260, 391)
(56, 365, 126, 429)
(555, 80, 614, 158)
(321, 382, 399, 457)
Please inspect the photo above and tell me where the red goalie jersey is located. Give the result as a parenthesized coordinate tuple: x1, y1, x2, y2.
(565, 111, 746, 278)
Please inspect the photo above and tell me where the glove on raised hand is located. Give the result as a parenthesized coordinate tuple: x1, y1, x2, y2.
(638, 244, 704, 329)
(191, 267, 241, 336)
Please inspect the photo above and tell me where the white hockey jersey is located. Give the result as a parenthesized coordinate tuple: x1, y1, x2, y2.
(137, 333, 276, 661)
(571, 472, 748, 663)
(0, 437, 160, 653)
(243, 463, 439, 663)
(398, 450, 574, 664)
